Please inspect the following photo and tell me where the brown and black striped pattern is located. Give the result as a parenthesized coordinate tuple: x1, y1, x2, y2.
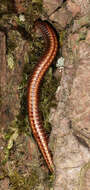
(28, 19, 58, 172)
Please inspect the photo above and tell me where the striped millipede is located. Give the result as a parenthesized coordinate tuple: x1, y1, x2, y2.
(28, 19, 58, 172)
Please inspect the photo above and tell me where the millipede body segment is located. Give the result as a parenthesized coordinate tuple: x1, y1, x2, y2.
(28, 19, 58, 172)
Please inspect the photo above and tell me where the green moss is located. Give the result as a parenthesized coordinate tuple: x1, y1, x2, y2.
(7, 29, 21, 50)
(79, 30, 87, 41)
(32, 0, 42, 3)
(0, 168, 40, 190)
(7, 53, 15, 70)
(0, 0, 7, 12)
(60, 30, 66, 47)
(9, 169, 40, 190)
(26, 0, 42, 16)
(2, 148, 9, 164)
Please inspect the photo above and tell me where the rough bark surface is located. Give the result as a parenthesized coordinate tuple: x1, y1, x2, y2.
(0, 32, 7, 128)
(49, 0, 90, 190)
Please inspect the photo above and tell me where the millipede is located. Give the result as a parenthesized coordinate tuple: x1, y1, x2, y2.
(28, 19, 58, 172)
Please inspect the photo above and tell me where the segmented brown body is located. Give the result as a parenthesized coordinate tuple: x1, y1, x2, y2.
(28, 19, 58, 172)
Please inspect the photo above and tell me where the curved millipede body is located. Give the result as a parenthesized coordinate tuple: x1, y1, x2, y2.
(28, 19, 58, 172)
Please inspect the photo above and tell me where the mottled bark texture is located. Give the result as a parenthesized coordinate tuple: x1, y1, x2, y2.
(49, 0, 90, 190)
(70, 41, 90, 147)
(0, 32, 7, 128)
